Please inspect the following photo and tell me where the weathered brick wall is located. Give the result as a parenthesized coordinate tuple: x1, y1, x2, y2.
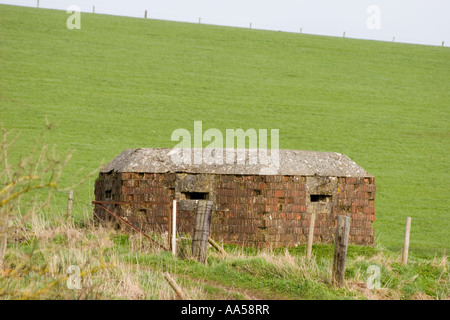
(212, 175, 308, 247)
(94, 172, 123, 224)
(120, 173, 174, 233)
(94, 172, 376, 247)
(335, 177, 376, 245)
(95, 173, 175, 234)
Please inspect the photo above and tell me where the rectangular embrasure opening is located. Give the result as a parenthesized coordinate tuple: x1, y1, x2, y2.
(182, 192, 209, 200)
(310, 194, 332, 203)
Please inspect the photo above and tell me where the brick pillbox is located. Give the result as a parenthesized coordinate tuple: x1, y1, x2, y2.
(94, 148, 376, 248)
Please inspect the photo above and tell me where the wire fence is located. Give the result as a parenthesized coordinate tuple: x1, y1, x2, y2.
(2, 0, 448, 47)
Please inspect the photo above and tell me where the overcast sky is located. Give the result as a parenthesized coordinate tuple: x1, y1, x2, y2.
(2, 0, 449, 46)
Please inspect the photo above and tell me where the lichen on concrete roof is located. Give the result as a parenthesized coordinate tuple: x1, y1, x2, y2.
(100, 148, 373, 177)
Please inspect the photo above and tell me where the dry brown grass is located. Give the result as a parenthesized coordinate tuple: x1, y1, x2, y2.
(348, 282, 402, 300)
(2, 206, 448, 300)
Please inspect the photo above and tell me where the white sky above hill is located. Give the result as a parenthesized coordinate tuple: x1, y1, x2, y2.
(1, 0, 449, 46)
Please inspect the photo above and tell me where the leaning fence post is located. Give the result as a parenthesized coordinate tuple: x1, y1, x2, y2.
(192, 200, 213, 263)
(306, 212, 316, 259)
(67, 190, 73, 221)
(402, 217, 411, 265)
(208, 237, 227, 256)
(163, 272, 188, 300)
(331, 215, 351, 287)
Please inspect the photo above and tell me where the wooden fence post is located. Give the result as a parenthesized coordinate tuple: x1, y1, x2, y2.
(192, 200, 213, 263)
(0, 215, 7, 267)
(67, 190, 73, 221)
(163, 272, 188, 300)
(93, 6, 95, 14)
(331, 215, 351, 287)
(306, 212, 316, 259)
(145, 10, 147, 19)
(37, 0, 39, 8)
(208, 237, 227, 256)
(172, 199, 177, 256)
(402, 217, 411, 265)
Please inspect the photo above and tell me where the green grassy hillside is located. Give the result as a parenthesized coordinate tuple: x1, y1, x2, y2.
(1, 4, 449, 256)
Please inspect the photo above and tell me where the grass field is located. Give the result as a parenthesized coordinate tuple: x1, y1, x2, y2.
(1, 3, 449, 260)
